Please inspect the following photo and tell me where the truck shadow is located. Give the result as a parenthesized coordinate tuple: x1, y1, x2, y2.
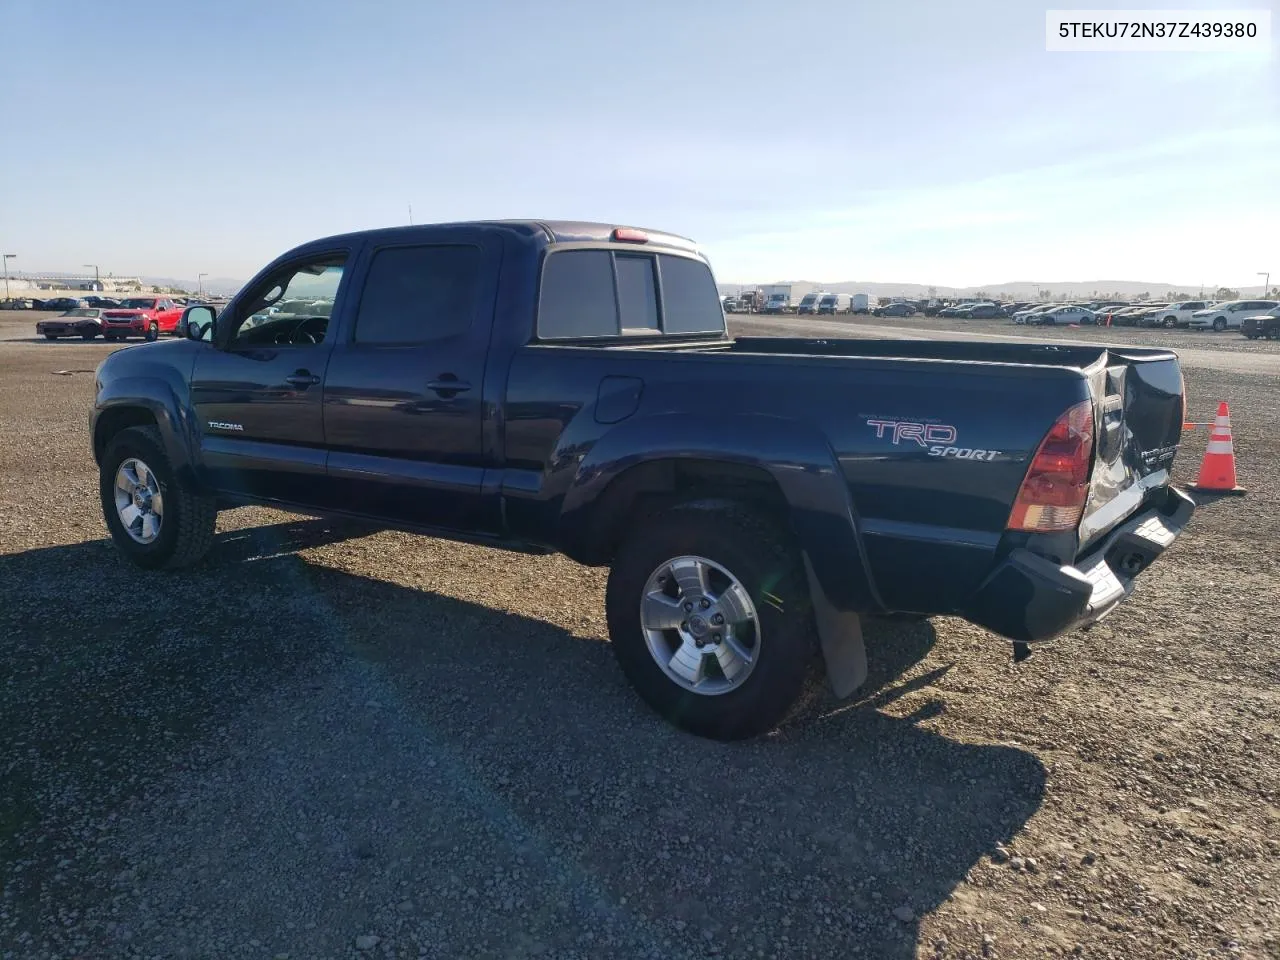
(0, 519, 1043, 958)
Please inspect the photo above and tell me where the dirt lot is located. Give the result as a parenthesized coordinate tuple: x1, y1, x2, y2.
(1, 309, 1277, 960)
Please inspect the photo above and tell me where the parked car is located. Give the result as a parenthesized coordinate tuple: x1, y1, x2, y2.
(36, 307, 106, 340)
(84, 296, 122, 309)
(40, 297, 88, 312)
(1090, 303, 1131, 324)
(957, 302, 1002, 319)
(1125, 304, 1169, 327)
(1, 298, 36, 309)
(1028, 305, 1096, 326)
(1000, 302, 1031, 317)
(1105, 305, 1152, 326)
(100, 297, 186, 341)
(874, 301, 916, 318)
(1188, 300, 1280, 331)
(1241, 305, 1280, 340)
(923, 300, 945, 316)
(1141, 301, 1209, 328)
(1012, 305, 1055, 324)
(91, 219, 1194, 741)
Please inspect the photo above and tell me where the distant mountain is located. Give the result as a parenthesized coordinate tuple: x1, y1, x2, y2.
(139, 275, 244, 296)
(718, 279, 1268, 300)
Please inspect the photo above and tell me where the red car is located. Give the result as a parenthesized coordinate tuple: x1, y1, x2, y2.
(100, 297, 185, 341)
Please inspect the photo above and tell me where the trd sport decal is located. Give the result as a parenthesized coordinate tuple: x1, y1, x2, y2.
(866, 418, 1003, 462)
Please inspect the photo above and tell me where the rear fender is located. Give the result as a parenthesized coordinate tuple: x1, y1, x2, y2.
(560, 413, 885, 616)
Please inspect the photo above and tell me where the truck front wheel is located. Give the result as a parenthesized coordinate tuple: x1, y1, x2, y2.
(99, 425, 216, 569)
(606, 501, 822, 740)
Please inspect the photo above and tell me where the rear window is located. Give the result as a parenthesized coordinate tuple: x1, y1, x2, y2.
(538, 250, 617, 338)
(657, 254, 724, 334)
(537, 249, 725, 339)
(615, 254, 659, 332)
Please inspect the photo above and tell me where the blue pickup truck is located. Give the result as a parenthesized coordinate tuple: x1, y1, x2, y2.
(91, 220, 1194, 739)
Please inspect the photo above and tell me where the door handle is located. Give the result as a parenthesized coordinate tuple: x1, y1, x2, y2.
(285, 371, 321, 387)
(427, 376, 472, 396)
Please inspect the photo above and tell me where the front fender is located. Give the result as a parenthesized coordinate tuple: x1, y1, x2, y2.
(93, 376, 194, 481)
(560, 413, 885, 614)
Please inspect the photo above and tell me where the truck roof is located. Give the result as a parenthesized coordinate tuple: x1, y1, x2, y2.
(301, 220, 701, 255)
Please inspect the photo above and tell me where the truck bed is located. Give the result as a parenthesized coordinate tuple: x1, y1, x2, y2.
(516, 332, 1185, 625)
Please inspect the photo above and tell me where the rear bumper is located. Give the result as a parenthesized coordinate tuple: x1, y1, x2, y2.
(962, 486, 1195, 644)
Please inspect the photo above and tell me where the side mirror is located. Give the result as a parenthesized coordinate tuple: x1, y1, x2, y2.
(182, 305, 216, 341)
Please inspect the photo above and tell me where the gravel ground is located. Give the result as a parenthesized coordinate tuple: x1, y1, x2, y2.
(1, 310, 1277, 960)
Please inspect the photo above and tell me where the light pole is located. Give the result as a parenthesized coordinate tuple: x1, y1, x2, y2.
(198, 273, 207, 297)
(2, 254, 15, 302)
(1259, 272, 1271, 298)
(82, 264, 100, 290)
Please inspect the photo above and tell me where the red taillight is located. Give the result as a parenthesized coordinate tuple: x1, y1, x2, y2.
(1007, 400, 1095, 532)
(612, 227, 649, 243)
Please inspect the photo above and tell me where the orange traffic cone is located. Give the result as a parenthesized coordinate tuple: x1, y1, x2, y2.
(1190, 401, 1246, 495)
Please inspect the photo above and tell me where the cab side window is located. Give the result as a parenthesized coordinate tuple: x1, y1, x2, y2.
(230, 256, 346, 348)
(354, 245, 483, 345)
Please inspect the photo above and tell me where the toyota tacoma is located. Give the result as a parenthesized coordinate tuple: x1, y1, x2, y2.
(91, 220, 1195, 739)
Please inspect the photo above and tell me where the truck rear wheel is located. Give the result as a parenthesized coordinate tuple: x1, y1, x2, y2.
(100, 425, 216, 569)
(606, 500, 822, 740)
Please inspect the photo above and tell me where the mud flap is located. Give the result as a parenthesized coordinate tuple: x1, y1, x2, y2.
(803, 555, 867, 698)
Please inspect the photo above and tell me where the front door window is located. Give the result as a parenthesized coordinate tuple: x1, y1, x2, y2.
(229, 258, 345, 347)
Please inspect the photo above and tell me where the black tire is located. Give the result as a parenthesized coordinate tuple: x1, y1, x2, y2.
(145, 321, 159, 342)
(1163, 316, 1177, 328)
(43, 333, 57, 340)
(1213, 317, 1226, 332)
(99, 425, 216, 569)
(606, 500, 823, 740)
(81, 330, 98, 340)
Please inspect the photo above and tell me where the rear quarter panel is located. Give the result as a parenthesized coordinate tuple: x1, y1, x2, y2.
(500, 345, 1091, 614)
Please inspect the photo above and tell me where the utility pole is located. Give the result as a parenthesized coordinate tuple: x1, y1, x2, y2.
(408, 202, 414, 225)
(1259, 271, 1271, 298)
(82, 264, 100, 289)
(2, 253, 15, 301)
(198, 273, 208, 296)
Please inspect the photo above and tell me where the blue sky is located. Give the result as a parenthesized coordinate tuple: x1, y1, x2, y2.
(1, 0, 1275, 288)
